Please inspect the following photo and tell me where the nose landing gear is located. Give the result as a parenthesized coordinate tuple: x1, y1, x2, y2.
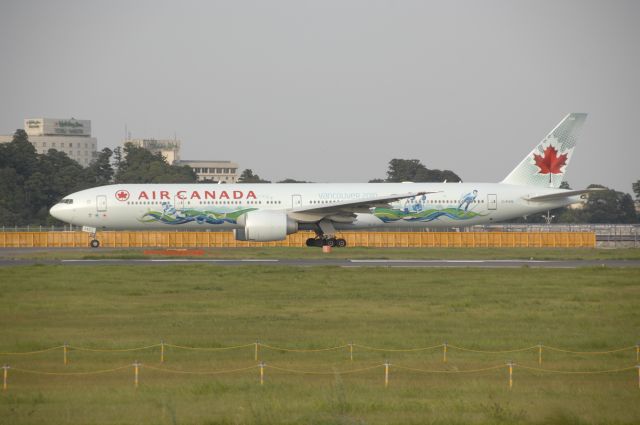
(82, 226, 100, 248)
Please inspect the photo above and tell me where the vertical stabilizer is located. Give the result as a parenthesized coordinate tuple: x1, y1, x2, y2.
(501, 113, 587, 188)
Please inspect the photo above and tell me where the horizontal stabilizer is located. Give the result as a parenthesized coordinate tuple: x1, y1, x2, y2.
(524, 188, 604, 202)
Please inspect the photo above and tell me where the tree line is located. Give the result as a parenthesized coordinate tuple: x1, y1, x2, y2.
(0, 130, 195, 225)
(0, 129, 637, 225)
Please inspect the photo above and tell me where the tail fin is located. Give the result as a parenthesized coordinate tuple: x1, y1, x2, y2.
(501, 113, 587, 188)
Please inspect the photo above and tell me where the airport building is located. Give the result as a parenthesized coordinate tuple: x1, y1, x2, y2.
(0, 118, 98, 167)
(123, 138, 238, 182)
(124, 138, 181, 164)
(176, 160, 239, 183)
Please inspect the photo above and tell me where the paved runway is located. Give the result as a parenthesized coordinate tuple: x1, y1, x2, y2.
(1, 258, 639, 268)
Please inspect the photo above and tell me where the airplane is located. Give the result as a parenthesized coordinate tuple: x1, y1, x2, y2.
(50, 113, 598, 248)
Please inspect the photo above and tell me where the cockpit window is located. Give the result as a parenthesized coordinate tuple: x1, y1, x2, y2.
(60, 199, 74, 204)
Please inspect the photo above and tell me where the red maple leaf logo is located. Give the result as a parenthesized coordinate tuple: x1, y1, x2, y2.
(533, 145, 568, 175)
(115, 190, 130, 201)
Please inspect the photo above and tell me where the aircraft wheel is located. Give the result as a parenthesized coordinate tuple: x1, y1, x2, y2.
(90, 239, 100, 248)
(325, 238, 336, 247)
(306, 238, 316, 247)
(336, 238, 347, 248)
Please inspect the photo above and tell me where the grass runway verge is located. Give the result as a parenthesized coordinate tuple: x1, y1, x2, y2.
(0, 264, 639, 424)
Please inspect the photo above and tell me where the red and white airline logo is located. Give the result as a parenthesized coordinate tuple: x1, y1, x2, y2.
(115, 190, 130, 201)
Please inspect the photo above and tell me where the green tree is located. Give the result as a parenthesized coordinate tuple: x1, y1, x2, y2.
(277, 178, 308, 183)
(0, 167, 24, 224)
(112, 146, 123, 171)
(114, 143, 196, 183)
(0, 130, 39, 225)
(0, 130, 90, 224)
(377, 159, 462, 183)
(237, 169, 270, 183)
(633, 180, 640, 199)
(87, 148, 114, 185)
(38, 149, 93, 224)
(0, 129, 38, 176)
(581, 185, 637, 223)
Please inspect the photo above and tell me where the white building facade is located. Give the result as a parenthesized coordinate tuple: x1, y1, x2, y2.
(176, 160, 239, 183)
(0, 118, 98, 167)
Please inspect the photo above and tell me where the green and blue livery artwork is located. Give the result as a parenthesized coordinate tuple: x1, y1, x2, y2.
(373, 191, 484, 223)
(139, 202, 257, 225)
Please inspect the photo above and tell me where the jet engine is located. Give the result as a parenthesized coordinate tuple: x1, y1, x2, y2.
(234, 210, 298, 241)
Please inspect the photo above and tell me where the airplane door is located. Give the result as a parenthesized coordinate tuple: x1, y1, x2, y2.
(487, 194, 497, 210)
(96, 195, 107, 212)
(292, 194, 302, 208)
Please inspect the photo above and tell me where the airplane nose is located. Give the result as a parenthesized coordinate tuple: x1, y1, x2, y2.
(49, 204, 62, 220)
(49, 204, 74, 223)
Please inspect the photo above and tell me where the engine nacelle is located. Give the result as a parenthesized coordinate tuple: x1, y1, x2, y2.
(234, 210, 298, 241)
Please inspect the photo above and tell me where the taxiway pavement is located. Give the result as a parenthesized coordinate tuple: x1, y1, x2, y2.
(0, 257, 639, 268)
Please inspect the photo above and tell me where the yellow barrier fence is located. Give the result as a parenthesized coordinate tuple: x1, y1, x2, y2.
(1, 341, 637, 390)
(0, 231, 596, 248)
(1, 341, 636, 365)
(1, 362, 638, 391)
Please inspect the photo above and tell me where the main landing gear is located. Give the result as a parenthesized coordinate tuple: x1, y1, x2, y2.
(305, 237, 347, 248)
(305, 219, 347, 248)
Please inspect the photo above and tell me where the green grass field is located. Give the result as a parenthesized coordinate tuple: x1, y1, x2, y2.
(0, 265, 639, 424)
(4, 246, 640, 261)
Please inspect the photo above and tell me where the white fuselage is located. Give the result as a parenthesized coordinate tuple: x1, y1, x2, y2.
(50, 183, 580, 231)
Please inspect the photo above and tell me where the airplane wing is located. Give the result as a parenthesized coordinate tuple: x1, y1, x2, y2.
(524, 188, 605, 202)
(288, 191, 438, 223)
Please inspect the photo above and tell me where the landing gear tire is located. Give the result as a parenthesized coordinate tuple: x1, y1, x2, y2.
(90, 239, 100, 248)
(306, 235, 345, 248)
(306, 238, 325, 247)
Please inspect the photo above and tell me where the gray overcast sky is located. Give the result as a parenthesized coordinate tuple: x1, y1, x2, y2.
(1, 0, 638, 192)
